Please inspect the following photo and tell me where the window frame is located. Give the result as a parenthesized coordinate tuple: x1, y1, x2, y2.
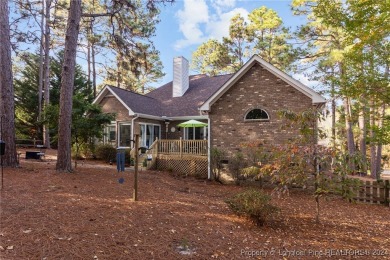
(183, 126, 208, 140)
(139, 123, 161, 148)
(244, 108, 270, 122)
(118, 122, 132, 147)
(103, 122, 116, 145)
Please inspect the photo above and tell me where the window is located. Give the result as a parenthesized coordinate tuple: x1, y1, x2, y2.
(104, 124, 116, 145)
(140, 123, 160, 148)
(245, 108, 269, 121)
(119, 123, 131, 147)
(184, 127, 208, 140)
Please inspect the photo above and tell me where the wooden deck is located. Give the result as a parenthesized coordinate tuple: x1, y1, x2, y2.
(146, 139, 208, 178)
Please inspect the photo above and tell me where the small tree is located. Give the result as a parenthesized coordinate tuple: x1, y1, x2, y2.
(228, 152, 247, 185)
(259, 109, 362, 223)
(210, 147, 227, 183)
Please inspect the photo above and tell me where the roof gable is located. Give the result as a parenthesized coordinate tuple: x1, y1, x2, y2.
(93, 85, 163, 116)
(93, 85, 135, 115)
(199, 55, 326, 111)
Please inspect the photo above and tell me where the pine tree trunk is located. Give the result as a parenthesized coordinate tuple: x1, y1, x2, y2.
(38, 0, 45, 127)
(375, 103, 386, 180)
(43, 0, 51, 149)
(376, 66, 389, 179)
(116, 54, 122, 88)
(358, 98, 367, 174)
(0, 0, 17, 167)
(343, 97, 355, 172)
(92, 40, 97, 97)
(87, 27, 91, 83)
(331, 84, 336, 148)
(369, 98, 377, 179)
(56, 0, 82, 172)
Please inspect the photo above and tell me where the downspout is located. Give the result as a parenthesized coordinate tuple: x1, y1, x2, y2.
(207, 115, 211, 180)
(131, 114, 139, 149)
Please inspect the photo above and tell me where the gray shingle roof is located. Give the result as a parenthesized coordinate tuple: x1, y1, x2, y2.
(107, 74, 232, 117)
(108, 86, 164, 116)
(146, 74, 232, 117)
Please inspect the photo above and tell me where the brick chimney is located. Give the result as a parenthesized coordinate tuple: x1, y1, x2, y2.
(172, 56, 189, 97)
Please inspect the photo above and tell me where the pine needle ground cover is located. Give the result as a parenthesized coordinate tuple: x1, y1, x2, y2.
(0, 150, 389, 259)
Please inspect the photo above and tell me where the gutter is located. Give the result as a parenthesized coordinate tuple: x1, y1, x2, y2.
(168, 115, 208, 121)
(135, 113, 166, 121)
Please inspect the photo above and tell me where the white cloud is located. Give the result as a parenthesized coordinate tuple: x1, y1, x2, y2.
(174, 0, 210, 50)
(206, 8, 249, 40)
(211, 0, 236, 15)
(174, 0, 249, 50)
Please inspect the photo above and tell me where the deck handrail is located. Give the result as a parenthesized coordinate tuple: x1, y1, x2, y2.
(158, 139, 208, 156)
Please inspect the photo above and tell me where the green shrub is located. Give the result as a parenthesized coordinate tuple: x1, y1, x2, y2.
(226, 189, 279, 226)
(95, 144, 117, 162)
(72, 142, 96, 159)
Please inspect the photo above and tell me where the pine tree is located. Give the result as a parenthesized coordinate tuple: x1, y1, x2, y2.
(0, 0, 17, 167)
(56, 0, 82, 172)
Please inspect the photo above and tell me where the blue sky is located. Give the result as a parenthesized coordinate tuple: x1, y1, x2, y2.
(150, 0, 308, 88)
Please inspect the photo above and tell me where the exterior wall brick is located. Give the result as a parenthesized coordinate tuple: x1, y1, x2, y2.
(209, 63, 313, 155)
(100, 96, 132, 122)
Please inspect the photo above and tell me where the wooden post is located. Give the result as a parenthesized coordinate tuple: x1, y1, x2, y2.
(385, 180, 390, 207)
(180, 137, 183, 158)
(133, 134, 139, 201)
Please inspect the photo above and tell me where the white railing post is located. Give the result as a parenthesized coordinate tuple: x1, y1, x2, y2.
(180, 137, 183, 158)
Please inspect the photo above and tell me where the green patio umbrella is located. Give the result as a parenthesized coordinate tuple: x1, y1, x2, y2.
(177, 119, 208, 128)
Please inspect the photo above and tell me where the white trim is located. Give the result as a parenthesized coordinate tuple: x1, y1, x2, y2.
(207, 116, 211, 180)
(183, 126, 207, 140)
(199, 55, 326, 111)
(244, 108, 270, 121)
(103, 123, 116, 144)
(118, 122, 132, 148)
(139, 123, 161, 148)
(168, 115, 208, 121)
(137, 113, 166, 121)
(93, 85, 135, 115)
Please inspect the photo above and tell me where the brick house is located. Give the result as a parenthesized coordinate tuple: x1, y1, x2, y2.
(93, 55, 325, 178)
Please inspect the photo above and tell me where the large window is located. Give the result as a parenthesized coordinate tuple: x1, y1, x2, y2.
(245, 108, 269, 121)
(119, 123, 131, 147)
(140, 123, 160, 148)
(184, 127, 208, 140)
